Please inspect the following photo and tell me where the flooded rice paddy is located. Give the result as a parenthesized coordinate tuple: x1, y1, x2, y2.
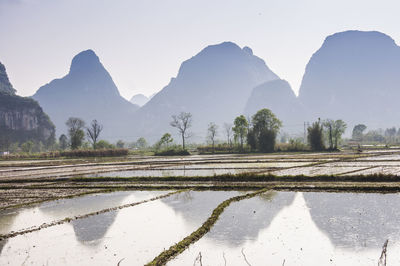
(1, 190, 400, 265)
(2, 150, 400, 264)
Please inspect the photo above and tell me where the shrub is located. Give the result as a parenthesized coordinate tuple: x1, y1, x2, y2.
(60, 148, 128, 157)
(154, 148, 190, 156)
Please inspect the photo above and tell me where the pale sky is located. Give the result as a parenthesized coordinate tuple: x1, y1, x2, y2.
(1, 0, 400, 100)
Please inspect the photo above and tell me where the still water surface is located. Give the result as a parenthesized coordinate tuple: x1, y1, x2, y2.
(170, 191, 400, 266)
(0, 191, 240, 265)
(1, 191, 400, 265)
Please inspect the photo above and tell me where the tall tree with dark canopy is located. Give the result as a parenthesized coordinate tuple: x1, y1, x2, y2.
(86, 120, 103, 149)
(251, 108, 282, 152)
(59, 134, 68, 150)
(308, 119, 325, 151)
(332, 120, 347, 149)
(352, 124, 367, 141)
(323, 119, 335, 150)
(233, 115, 248, 151)
(66, 117, 85, 150)
(170, 112, 192, 150)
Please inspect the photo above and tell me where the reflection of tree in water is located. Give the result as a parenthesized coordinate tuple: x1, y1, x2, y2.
(304, 192, 400, 249)
(207, 191, 295, 247)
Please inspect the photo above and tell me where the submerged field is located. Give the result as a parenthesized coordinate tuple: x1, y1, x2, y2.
(1, 150, 400, 265)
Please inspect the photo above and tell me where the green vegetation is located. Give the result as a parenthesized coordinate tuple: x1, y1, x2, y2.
(275, 138, 308, 152)
(96, 140, 115, 149)
(233, 115, 248, 151)
(308, 119, 325, 151)
(66, 117, 85, 149)
(154, 147, 190, 156)
(250, 108, 282, 152)
(154, 133, 173, 151)
(352, 124, 367, 141)
(207, 122, 218, 153)
(323, 119, 347, 150)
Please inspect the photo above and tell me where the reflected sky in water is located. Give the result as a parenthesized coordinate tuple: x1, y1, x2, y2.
(2, 190, 400, 265)
(171, 191, 400, 266)
(0, 191, 239, 265)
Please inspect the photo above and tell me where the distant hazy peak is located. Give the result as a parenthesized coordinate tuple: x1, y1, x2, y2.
(200, 41, 241, 53)
(130, 93, 149, 107)
(69, 49, 102, 74)
(242, 46, 253, 55)
(320, 30, 397, 53)
(323, 30, 397, 46)
(0, 61, 16, 95)
(176, 41, 279, 83)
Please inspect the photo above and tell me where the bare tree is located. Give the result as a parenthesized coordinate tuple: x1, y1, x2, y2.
(207, 122, 218, 153)
(86, 119, 103, 149)
(224, 123, 233, 146)
(170, 112, 192, 150)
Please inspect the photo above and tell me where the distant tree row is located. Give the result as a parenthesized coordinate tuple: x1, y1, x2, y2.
(351, 124, 400, 144)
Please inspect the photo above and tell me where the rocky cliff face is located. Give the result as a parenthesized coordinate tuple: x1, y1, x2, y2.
(298, 30, 400, 127)
(132, 42, 279, 141)
(0, 62, 16, 95)
(33, 50, 139, 140)
(0, 62, 55, 147)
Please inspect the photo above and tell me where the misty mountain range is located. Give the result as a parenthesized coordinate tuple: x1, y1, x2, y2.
(3, 30, 400, 143)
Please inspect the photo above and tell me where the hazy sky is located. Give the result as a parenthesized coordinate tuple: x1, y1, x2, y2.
(1, 0, 400, 100)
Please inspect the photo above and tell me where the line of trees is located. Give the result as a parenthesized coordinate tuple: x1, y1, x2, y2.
(307, 118, 347, 151)
(351, 124, 400, 144)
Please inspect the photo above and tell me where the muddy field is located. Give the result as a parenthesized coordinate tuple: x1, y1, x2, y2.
(1, 149, 400, 210)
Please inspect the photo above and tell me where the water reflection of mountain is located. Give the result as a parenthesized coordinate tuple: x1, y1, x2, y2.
(208, 191, 295, 247)
(0, 210, 19, 254)
(39, 192, 129, 246)
(304, 192, 400, 249)
(161, 191, 242, 226)
(71, 211, 118, 245)
(162, 191, 295, 247)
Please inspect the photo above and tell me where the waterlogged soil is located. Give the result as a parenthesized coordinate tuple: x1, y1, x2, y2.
(0, 188, 105, 210)
(0, 191, 241, 265)
(1, 150, 400, 210)
(170, 191, 400, 266)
